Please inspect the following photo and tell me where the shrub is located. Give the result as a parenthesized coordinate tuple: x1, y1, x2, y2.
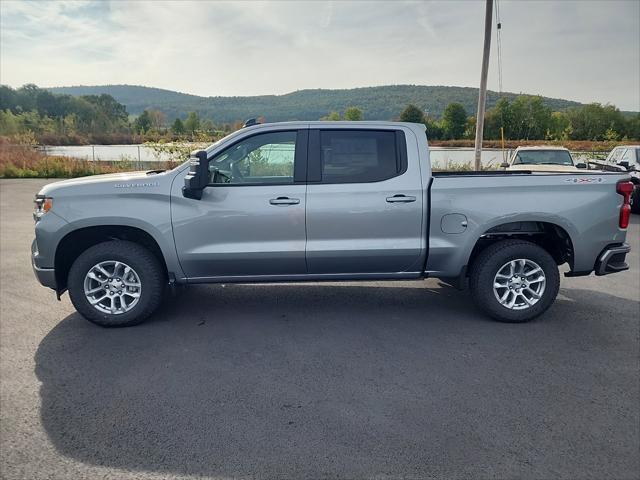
(0, 144, 145, 178)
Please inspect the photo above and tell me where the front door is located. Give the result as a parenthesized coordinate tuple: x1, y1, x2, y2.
(172, 129, 308, 279)
(305, 128, 424, 274)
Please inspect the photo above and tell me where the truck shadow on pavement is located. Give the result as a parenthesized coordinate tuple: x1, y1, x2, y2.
(35, 283, 639, 479)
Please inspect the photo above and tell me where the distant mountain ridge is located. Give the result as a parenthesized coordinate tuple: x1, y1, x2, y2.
(47, 84, 584, 123)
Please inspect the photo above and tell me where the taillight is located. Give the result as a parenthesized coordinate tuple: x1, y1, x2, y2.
(616, 181, 633, 229)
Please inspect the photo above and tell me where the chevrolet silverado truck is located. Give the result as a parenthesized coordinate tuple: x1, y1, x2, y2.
(32, 121, 633, 327)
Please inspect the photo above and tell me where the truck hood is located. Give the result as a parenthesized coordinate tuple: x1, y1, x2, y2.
(508, 164, 580, 172)
(39, 170, 172, 197)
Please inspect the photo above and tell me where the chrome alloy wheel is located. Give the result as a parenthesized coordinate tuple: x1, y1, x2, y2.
(493, 259, 546, 311)
(83, 261, 142, 315)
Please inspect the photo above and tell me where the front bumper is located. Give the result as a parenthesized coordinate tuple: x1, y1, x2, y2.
(31, 239, 57, 290)
(595, 243, 631, 276)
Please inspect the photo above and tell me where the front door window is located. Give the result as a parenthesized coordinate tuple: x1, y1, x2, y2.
(208, 131, 296, 185)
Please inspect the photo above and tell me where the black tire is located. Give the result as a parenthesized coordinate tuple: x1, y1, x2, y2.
(68, 240, 165, 327)
(631, 184, 640, 214)
(469, 239, 560, 323)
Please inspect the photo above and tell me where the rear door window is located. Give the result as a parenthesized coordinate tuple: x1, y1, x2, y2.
(314, 130, 404, 183)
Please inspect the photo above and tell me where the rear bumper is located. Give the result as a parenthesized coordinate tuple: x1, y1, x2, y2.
(595, 243, 631, 276)
(31, 239, 57, 290)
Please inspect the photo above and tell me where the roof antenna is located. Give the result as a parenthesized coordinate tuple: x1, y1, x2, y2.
(243, 118, 259, 128)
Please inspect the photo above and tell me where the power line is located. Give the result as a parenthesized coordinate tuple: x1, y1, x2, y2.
(495, 0, 503, 93)
(494, 0, 507, 163)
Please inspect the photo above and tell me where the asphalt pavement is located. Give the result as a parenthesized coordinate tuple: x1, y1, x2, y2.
(1, 178, 638, 480)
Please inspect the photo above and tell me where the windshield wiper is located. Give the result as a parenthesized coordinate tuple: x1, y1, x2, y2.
(146, 169, 166, 175)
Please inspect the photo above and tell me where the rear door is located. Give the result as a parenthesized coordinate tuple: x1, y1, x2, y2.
(305, 127, 424, 274)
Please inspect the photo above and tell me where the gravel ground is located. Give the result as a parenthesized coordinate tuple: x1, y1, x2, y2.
(1, 178, 638, 480)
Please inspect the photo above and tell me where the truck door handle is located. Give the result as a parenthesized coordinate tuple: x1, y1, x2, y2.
(269, 197, 300, 206)
(386, 194, 416, 203)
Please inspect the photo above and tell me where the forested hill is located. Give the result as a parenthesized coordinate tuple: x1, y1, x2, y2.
(47, 84, 583, 123)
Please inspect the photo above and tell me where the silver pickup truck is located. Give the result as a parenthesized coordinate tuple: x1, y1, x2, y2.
(32, 121, 633, 327)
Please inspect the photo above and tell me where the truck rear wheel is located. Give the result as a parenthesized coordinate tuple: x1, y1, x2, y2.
(469, 240, 560, 323)
(68, 240, 165, 327)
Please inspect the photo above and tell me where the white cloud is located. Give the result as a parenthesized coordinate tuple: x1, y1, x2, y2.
(0, 0, 638, 110)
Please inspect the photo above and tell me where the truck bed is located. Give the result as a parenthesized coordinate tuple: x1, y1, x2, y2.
(426, 170, 629, 278)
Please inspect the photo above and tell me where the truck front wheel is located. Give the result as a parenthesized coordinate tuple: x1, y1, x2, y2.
(469, 240, 560, 323)
(67, 240, 165, 327)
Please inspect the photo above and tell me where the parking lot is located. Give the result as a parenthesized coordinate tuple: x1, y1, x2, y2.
(1, 178, 638, 479)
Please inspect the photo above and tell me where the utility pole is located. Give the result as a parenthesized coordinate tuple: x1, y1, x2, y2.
(474, 0, 494, 171)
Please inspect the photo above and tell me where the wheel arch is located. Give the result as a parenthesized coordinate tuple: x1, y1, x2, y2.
(467, 220, 575, 273)
(54, 225, 170, 292)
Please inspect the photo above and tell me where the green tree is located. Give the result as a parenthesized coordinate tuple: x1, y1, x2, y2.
(0, 86, 19, 111)
(566, 103, 626, 140)
(184, 111, 201, 134)
(320, 111, 341, 120)
(82, 94, 128, 126)
(548, 111, 572, 140)
(464, 116, 476, 139)
(399, 104, 425, 123)
(200, 119, 215, 134)
(424, 115, 442, 140)
(507, 95, 553, 140)
(344, 106, 363, 121)
(0, 84, 131, 139)
(0, 110, 19, 135)
(526, 96, 552, 139)
(626, 113, 640, 140)
(441, 103, 468, 139)
(484, 97, 512, 139)
(171, 118, 185, 134)
(133, 110, 152, 134)
(63, 113, 80, 136)
(604, 127, 619, 141)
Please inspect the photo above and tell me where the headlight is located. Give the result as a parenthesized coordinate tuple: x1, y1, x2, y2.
(34, 195, 53, 222)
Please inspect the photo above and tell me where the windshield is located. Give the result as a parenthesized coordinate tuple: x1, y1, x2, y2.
(513, 150, 573, 166)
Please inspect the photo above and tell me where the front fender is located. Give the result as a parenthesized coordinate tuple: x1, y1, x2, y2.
(61, 217, 183, 279)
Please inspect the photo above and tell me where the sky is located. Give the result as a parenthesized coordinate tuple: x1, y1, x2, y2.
(1, 0, 639, 110)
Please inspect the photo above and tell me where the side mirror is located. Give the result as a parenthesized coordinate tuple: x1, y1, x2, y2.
(183, 150, 208, 200)
(500, 162, 510, 169)
(618, 161, 630, 170)
(575, 162, 587, 169)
